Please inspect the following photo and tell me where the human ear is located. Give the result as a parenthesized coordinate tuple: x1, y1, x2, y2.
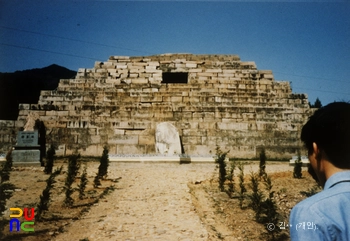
(312, 142, 321, 161)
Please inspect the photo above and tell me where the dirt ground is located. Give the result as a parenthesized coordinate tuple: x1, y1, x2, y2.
(1, 159, 320, 241)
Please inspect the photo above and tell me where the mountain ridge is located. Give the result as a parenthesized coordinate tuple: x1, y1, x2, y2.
(0, 64, 76, 120)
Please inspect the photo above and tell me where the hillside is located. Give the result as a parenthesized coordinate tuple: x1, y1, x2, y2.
(0, 64, 76, 120)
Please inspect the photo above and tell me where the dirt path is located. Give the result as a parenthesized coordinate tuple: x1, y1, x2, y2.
(53, 163, 216, 241)
(53, 162, 293, 241)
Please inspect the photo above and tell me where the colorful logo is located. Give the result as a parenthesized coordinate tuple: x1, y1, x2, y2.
(9, 208, 35, 232)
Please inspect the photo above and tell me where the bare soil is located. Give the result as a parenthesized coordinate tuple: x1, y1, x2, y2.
(1, 160, 320, 241)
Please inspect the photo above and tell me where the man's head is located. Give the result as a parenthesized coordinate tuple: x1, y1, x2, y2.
(301, 102, 350, 186)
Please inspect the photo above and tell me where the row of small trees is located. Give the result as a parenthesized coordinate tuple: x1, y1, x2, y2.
(215, 148, 279, 219)
(215, 147, 304, 240)
(0, 145, 111, 233)
(44, 146, 110, 210)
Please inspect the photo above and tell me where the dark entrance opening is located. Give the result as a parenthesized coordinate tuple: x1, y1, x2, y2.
(162, 72, 188, 84)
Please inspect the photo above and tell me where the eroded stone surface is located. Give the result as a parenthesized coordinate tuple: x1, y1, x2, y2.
(155, 122, 182, 156)
(16, 131, 38, 147)
(12, 149, 40, 162)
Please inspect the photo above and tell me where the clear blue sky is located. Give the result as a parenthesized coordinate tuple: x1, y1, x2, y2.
(0, 1, 349, 105)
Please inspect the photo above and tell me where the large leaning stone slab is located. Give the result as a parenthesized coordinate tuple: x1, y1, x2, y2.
(155, 122, 182, 156)
(12, 150, 40, 162)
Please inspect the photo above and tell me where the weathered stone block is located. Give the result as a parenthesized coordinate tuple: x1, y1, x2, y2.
(16, 131, 38, 147)
(197, 72, 216, 77)
(116, 144, 146, 155)
(12, 150, 40, 162)
(186, 63, 197, 68)
(185, 145, 213, 156)
(114, 129, 125, 135)
(131, 78, 148, 84)
(183, 129, 207, 136)
(134, 122, 152, 129)
(217, 122, 249, 130)
(0, 120, 15, 128)
(108, 135, 138, 145)
(188, 69, 203, 72)
(114, 121, 133, 129)
(206, 69, 222, 73)
(154, 112, 173, 119)
(139, 135, 155, 145)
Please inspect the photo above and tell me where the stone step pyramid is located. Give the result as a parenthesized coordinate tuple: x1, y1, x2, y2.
(15, 53, 311, 158)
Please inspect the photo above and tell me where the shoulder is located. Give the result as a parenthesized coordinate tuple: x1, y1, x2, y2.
(290, 191, 325, 223)
(289, 193, 327, 240)
(289, 185, 350, 241)
(290, 186, 348, 219)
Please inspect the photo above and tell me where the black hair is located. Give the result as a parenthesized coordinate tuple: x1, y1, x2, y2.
(301, 102, 350, 169)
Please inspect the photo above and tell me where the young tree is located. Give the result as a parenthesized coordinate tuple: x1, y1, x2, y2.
(248, 172, 264, 221)
(37, 166, 62, 220)
(262, 175, 281, 241)
(93, 175, 101, 188)
(259, 148, 267, 177)
(64, 154, 81, 206)
(293, 150, 303, 179)
(226, 159, 236, 197)
(78, 165, 88, 199)
(237, 161, 246, 209)
(97, 146, 109, 178)
(215, 147, 229, 192)
(44, 145, 56, 174)
(262, 175, 279, 224)
(309, 97, 322, 108)
(94, 146, 109, 188)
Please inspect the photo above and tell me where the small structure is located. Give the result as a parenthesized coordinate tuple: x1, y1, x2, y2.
(11, 113, 41, 164)
(12, 131, 40, 163)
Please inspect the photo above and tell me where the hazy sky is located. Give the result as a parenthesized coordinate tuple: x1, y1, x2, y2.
(0, 0, 349, 105)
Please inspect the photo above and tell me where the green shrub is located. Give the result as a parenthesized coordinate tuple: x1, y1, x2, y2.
(37, 166, 62, 220)
(226, 159, 236, 197)
(93, 175, 101, 188)
(44, 145, 56, 174)
(94, 147, 109, 188)
(78, 165, 88, 199)
(293, 150, 303, 179)
(261, 175, 279, 224)
(215, 147, 229, 192)
(259, 148, 266, 177)
(64, 154, 81, 206)
(237, 161, 246, 209)
(248, 172, 265, 221)
(98, 146, 109, 178)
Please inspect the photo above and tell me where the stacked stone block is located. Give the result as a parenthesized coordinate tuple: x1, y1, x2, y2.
(10, 54, 311, 158)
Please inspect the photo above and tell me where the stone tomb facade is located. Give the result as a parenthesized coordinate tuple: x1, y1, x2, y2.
(14, 54, 311, 158)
